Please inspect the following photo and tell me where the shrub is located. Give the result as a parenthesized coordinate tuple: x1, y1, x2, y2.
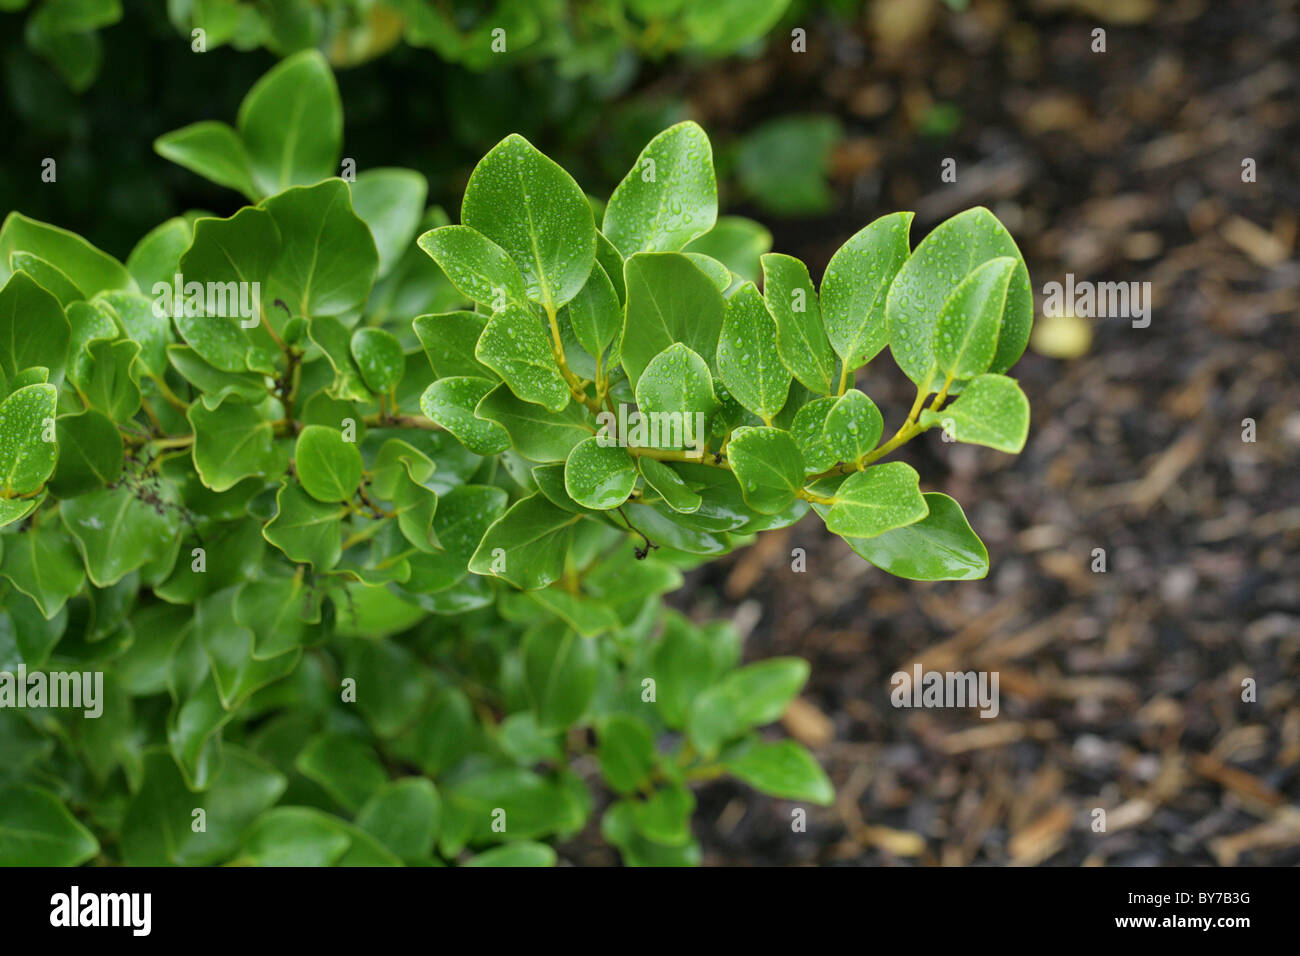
(0, 52, 1030, 866)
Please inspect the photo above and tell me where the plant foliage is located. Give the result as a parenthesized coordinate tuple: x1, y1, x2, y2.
(0, 53, 1030, 867)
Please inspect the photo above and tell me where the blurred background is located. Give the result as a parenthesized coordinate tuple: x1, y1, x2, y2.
(4, 0, 1296, 864)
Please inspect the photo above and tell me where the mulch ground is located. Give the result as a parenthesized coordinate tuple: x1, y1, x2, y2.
(642, 0, 1299, 866)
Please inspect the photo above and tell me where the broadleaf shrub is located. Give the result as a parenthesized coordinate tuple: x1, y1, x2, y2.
(0, 54, 1031, 867)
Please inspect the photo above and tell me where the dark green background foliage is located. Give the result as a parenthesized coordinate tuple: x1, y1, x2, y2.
(0, 0, 869, 257)
(0, 15, 1029, 866)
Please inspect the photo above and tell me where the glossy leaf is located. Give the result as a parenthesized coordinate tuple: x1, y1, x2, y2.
(237, 50, 341, 197)
(716, 282, 790, 424)
(603, 121, 717, 255)
(824, 462, 928, 539)
(920, 373, 1029, 453)
(564, 436, 636, 510)
(295, 425, 363, 503)
(0, 383, 57, 495)
(762, 253, 835, 394)
(620, 253, 725, 390)
(461, 133, 595, 312)
(475, 304, 570, 412)
(886, 207, 1033, 389)
(822, 389, 884, 466)
(845, 492, 988, 580)
(726, 425, 803, 515)
(420, 377, 510, 455)
(416, 224, 529, 311)
(820, 212, 912, 377)
(468, 493, 580, 590)
(154, 121, 258, 200)
(934, 256, 1017, 380)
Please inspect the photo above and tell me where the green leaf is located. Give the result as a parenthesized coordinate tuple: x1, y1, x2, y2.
(822, 389, 884, 465)
(637, 458, 702, 514)
(295, 424, 363, 502)
(442, 767, 582, 846)
(845, 492, 987, 580)
(683, 216, 771, 283)
(97, 290, 170, 377)
(62, 484, 180, 587)
(602, 800, 701, 866)
(0, 271, 70, 382)
(307, 314, 371, 401)
(0, 212, 132, 297)
(49, 409, 122, 496)
(189, 398, 280, 492)
(762, 252, 835, 394)
(420, 377, 509, 455)
(475, 304, 570, 412)
(564, 436, 636, 510)
(603, 121, 717, 255)
(0, 383, 57, 495)
(824, 462, 928, 538)
(723, 739, 833, 805)
(416, 224, 529, 311)
(296, 733, 388, 813)
(349, 327, 404, 395)
(631, 784, 695, 847)
(126, 217, 192, 292)
(10, 251, 83, 307)
(475, 384, 590, 462)
(716, 282, 791, 424)
(597, 715, 657, 794)
(463, 842, 556, 867)
(684, 253, 732, 292)
(0, 523, 85, 619)
(634, 343, 717, 438)
(469, 493, 580, 589)
(565, 260, 621, 361)
(237, 50, 341, 196)
(175, 207, 280, 373)
(820, 211, 912, 377)
(73, 338, 141, 421)
(262, 481, 346, 569)
(523, 620, 598, 730)
(727, 657, 810, 726)
(919, 373, 1029, 452)
(233, 576, 315, 659)
(121, 747, 286, 865)
(0, 785, 99, 865)
(154, 120, 258, 200)
(934, 256, 1017, 380)
(262, 180, 379, 318)
(790, 396, 837, 474)
(413, 311, 494, 380)
(726, 425, 803, 515)
(356, 779, 441, 863)
(886, 207, 1033, 389)
(461, 133, 596, 312)
(620, 253, 725, 390)
(168, 345, 266, 406)
(350, 167, 428, 278)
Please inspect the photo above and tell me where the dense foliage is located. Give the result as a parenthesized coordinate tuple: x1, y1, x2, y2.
(0, 51, 1030, 866)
